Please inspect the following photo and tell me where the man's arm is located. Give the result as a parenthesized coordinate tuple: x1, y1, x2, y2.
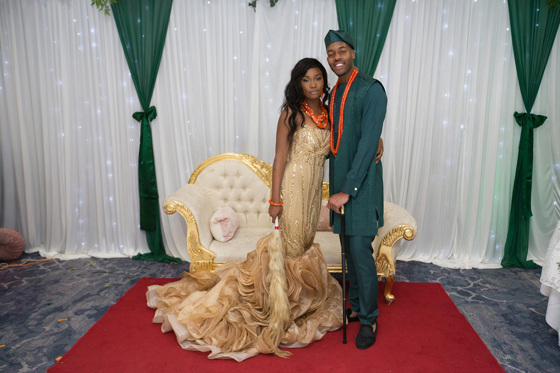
(328, 82, 387, 213)
(340, 82, 387, 197)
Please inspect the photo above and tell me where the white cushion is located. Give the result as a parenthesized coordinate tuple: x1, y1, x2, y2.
(317, 200, 333, 231)
(206, 203, 416, 267)
(315, 231, 341, 264)
(209, 227, 272, 262)
(209, 206, 240, 242)
(208, 228, 341, 265)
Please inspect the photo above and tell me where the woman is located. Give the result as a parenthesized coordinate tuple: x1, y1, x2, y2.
(146, 58, 342, 362)
(269, 57, 332, 258)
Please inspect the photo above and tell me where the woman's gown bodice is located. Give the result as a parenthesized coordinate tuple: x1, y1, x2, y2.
(280, 125, 330, 258)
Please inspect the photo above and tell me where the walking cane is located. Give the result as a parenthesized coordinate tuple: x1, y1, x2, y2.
(340, 204, 347, 344)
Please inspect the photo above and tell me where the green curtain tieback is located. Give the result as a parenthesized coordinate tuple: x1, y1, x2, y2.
(133, 105, 159, 231)
(513, 111, 546, 130)
(512, 111, 547, 218)
(133, 105, 157, 123)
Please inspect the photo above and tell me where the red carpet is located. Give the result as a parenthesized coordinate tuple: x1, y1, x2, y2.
(48, 278, 503, 373)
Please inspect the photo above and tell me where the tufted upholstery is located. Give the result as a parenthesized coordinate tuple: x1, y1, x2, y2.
(193, 160, 271, 228)
(164, 153, 417, 304)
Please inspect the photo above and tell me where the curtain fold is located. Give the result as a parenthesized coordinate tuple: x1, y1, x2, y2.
(112, 0, 180, 263)
(1, 0, 559, 267)
(373, 0, 559, 268)
(249, 0, 338, 160)
(502, 0, 560, 268)
(334, 0, 397, 76)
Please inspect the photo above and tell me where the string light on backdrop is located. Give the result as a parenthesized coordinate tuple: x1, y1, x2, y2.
(0, 0, 557, 265)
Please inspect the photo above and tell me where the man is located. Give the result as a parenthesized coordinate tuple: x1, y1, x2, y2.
(325, 30, 387, 350)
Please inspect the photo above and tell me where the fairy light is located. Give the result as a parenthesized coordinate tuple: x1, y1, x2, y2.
(0, 0, 557, 260)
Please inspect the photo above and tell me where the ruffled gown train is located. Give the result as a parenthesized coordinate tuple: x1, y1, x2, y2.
(146, 125, 342, 361)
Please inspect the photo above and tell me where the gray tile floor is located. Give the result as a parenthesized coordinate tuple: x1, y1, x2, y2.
(1, 253, 559, 372)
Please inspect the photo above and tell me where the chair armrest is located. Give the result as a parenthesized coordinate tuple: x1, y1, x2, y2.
(373, 202, 417, 304)
(373, 202, 417, 261)
(163, 184, 215, 272)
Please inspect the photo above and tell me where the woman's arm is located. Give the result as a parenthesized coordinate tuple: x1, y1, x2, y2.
(269, 110, 291, 222)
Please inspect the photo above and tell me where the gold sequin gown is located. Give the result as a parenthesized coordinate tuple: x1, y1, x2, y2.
(146, 125, 342, 361)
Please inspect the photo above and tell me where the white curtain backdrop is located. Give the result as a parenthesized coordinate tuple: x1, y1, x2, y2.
(376, 0, 559, 267)
(0, 0, 558, 268)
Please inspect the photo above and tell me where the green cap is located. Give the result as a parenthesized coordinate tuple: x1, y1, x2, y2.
(324, 29, 354, 50)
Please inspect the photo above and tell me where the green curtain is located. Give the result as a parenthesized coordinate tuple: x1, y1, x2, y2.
(112, 0, 180, 263)
(502, 0, 560, 268)
(335, 0, 397, 76)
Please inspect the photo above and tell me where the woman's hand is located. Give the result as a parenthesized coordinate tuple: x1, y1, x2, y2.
(376, 138, 384, 163)
(269, 110, 290, 224)
(269, 205, 283, 223)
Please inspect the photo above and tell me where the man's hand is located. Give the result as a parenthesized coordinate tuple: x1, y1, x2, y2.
(376, 138, 384, 164)
(327, 192, 350, 214)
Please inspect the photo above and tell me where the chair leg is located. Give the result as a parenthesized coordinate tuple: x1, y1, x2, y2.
(383, 274, 395, 305)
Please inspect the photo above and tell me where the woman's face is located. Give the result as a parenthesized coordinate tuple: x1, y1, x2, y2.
(300, 67, 324, 101)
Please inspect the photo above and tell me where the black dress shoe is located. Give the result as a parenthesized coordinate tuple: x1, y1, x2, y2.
(356, 322, 377, 350)
(346, 308, 359, 323)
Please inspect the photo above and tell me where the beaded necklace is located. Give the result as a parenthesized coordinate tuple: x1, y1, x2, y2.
(301, 99, 328, 129)
(329, 67, 359, 157)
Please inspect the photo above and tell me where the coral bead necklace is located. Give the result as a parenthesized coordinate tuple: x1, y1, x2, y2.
(329, 67, 359, 157)
(301, 99, 328, 129)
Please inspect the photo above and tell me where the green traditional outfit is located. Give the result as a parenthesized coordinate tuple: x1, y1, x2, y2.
(329, 67, 387, 326)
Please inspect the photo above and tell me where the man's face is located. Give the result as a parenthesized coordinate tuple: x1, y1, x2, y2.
(326, 41, 355, 80)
